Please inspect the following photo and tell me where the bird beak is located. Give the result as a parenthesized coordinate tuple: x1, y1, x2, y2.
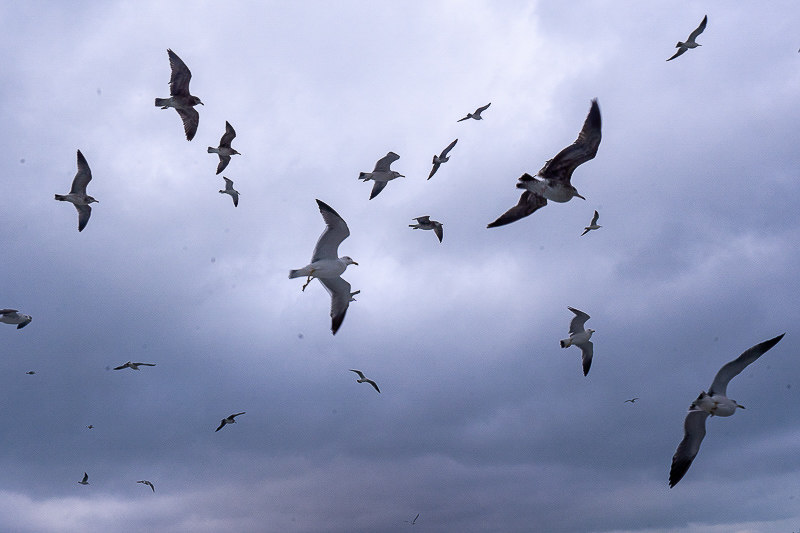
(399, 174, 405, 178)
(737, 404, 745, 409)
(352, 261, 359, 266)
(576, 193, 586, 200)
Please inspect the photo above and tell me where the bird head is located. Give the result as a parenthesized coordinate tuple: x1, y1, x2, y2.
(232, 149, 241, 155)
(342, 256, 358, 266)
(190, 96, 204, 106)
(392, 171, 405, 179)
(572, 187, 585, 200)
(85, 196, 99, 204)
(735, 401, 745, 409)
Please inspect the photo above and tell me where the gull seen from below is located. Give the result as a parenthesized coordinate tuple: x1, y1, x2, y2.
(428, 138, 458, 179)
(215, 412, 245, 432)
(559, 307, 595, 376)
(409, 216, 443, 243)
(113, 361, 156, 371)
(457, 103, 491, 122)
(669, 333, 785, 488)
(1, 309, 32, 329)
(54, 150, 98, 232)
(349, 369, 380, 393)
(137, 480, 155, 492)
(207, 121, 240, 174)
(488, 99, 601, 228)
(155, 49, 203, 141)
(581, 210, 601, 235)
(219, 177, 240, 207)
(289, 200, 359, 335)
(358, 152, 404, 199)
(667, 15, 707, 61)
(78, 473, 89, 485)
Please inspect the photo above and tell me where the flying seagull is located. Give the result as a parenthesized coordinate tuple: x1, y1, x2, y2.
(219, 177, 240, 207)
(358, 152, 404, 199)
(409, 216, 443, 243)
(26, 371, 35, 375)
(457, 103, 491, 122)
(349, 369, 380, 393)
(0, 309, 32, 329)
(581, 210, 601, 235)
(86, 425, 94, 429)
(137, 480, 155, 492)
(428, 138, 458, 179)
(215, 412, 245, 432)
(289, 200, 359, 335)
(559, 306, 595, 376)
(155, 49, 203, 141)
(405, 513, 420, 525)
(55, 150, 98, 232)
(208, 121, 240, 174)
(669, 333, 784, 488)
(667, 15, 707, 61)
(78, 473, 89, 485)
(624, 398, 639, 403)
(488, 99, 601, 228)
(113, 361, 156, 371)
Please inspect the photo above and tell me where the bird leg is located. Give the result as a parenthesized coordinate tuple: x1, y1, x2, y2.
(301, 270, 315, 291)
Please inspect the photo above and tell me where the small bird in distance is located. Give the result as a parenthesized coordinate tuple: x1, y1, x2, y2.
(216, 412, 245, 432)
(457, 103, 491, 122)
(667, 15, 707, 61)
(349, 369, 380, 393)
(581, 210, 601, 235)
(137, 480, 155, 492)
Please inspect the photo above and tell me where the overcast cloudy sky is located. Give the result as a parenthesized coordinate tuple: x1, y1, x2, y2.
(2, 1, 800, 532)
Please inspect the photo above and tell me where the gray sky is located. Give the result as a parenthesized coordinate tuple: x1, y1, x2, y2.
(2, 1, 800, 532)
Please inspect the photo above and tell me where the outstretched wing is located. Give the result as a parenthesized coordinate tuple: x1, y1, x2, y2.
(687, 15, 708, 43)
(373, 151, 400, 172)
(575, 340, 593, 376)
(666, 47, 688, 61)
(669, 408, 709, 487)
(538, 99, 601, 183)
(167, 49, 192, 97)
(176, 107, 199, 141)
(475, 102, 491, 114)
(708, 334, 784, 396)
(440, 138, 458, 158)
(567, 306, 590, 335)
(311, 200, 350, 262)
(219, 121, 236, 147)
(319, 276, 354, 335)
(432, 223, 443, 243)
(369, 180, 388, 200)
(486, 191, 548, 228)
(71, 150, 92, 195)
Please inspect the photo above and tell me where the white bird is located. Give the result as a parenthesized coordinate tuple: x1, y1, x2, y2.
(349, 369, 380, 393)
(289, 200, 359, 335)
(55, 150, 98, 232)
(358, 152, 404, 199)
(457, 103, 491, 122)
(0, 309, 32, 329)
(155, 49, 203, 141)
(137, 480, 155, 492)
(581, 210, 601, 235)
(559, 307, 595, 376)
(667, 15, 707, 61)
(215, 412, 245, 432)
(669, 333, 784, 488)
(409, 216, 443, 243)
(219, 177, 240, 207)
(428, 139, 458, 179)
(488, 100, 601, 228)
(208, 121, 240, 174)
(78, 472, 89, 485)
(113, 361, 156, 371)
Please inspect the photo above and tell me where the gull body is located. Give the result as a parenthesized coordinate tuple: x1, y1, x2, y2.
(349, 369, 380, 393)
(581, 210, 601, 235)
(669, 334, 784, 487)
(113, 361, 156, 371)
(409, 216, 443, 243)
(78, 473, 89, 485)
(207, 121, 240, 174)
(358, 152, 404, 199)
(137, 480, 155, 492)
(216, 412, 245, 432)
(219, 177, 240, 207)
(0, 309, 32, 329)
(488, 100, 601, 228)
(457, 103, 491, 122)
(559, 306, 595, 376)
(428, 138, 458, 179)
(667, 15, 707, 61)
(55, 150, 98, 232)
(155, 49, 203, 141)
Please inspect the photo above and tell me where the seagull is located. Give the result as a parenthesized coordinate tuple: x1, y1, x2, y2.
(487, 99, 601, 228)
(78, 473, 89, 485)
(457, 103, 491, 122)
(624, 398, 639, 403)
(409, 216, 443, 243)
(219, 177, 240, 207)
(559, 306, 595, 376)
(25, 371, 35, 375)
(358, 152, 404, 199)
(349, 369, 380, 393)
(581, 210, 601, 235)
(155, 49, 203, 141)
(215, 412, 245, 432)
(405, 513, 420, 525)
(289, 200, 359, 335)
(0, 309, 32, 329)
(113, 361, 156, 371)
(669, 333, 784, 488)
(55, 150, 98, 232)
(428, 139, 458, 179)
(86, 425, 94, 429)
(208, 121, 240, 174)
(137, 480, 155, 492)
(667, 15, 707, 61)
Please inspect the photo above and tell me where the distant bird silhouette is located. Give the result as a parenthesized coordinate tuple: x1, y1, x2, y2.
(488, 100, 601, 228)
(428, 139, 458, 179)
(25, 371, 35, 375)
(155, 49, 203, 141)
(457, 103, 491, 122)
(581, 210, 601, 235)
(0, 309, 32, 329)
(624, 398, 639, 403)
(208, 121, 240, 174)
(409, 216, 443, 243)
(113, 361, 156, 371)
(86, 425, 94, 429)
(358, 152, 404, 199)
(55, 150, 98, 232)
(137, 480, 155, 492)
(78, 473, 89, 485)
(349, 369, 380, 393)
(405, 513, 420, 525)
(216, 412, 245, 432)
(560, 307, 595, 376)
(667, 15, 707, 61)
(219, 177, 240, 207)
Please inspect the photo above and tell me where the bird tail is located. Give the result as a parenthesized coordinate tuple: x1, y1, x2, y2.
(560, 339, 570, 348)
(289, 269, 310, 279)
(207, 147, 218, 154)
(358, 172, 368, 181)
(155, 98, 170, 107)
(54, 194, 67, 201)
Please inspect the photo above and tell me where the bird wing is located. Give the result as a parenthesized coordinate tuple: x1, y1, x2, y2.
(567, 307, 590, 334)
(176, 107, 200, 141)
(319, 276, 353, 335)
(71, 150, 92, 194)
(367, 379, 380, 393)
(373, 151, 400, 172)
(427, 162, 441, 179)
(231, 412, 246, 418)
(311, 200, 350, 262)
(538, 99, 601, 183)
(167, 49, 192, 97)
(17, 319, 31, 329)
(457, 115, 470, 122)
(133, 363, 156, 366)
(475, 102, 491, 114)
(687, 15, 708, 43)
(223, 177, 234, 189)
(82, 473, 89, 483)
(575, 340, 593, 376)
(219, 121, 236, 147)
(0, 309, 19, 316)
(708, 334, 784, 396)
(368, 180, 388, 200)
(349, 369, 366, 379)
(591, 210, 600, 225)
(113, 364, 128, 370)
(75, 205, 92, 232)
(414, 216, 431, 224)
(666, 47, 688, 61)
(215, 420, 225, 432)
(216, 155, 231, 174)
(433, 223, 443, 243)
(440, 138, 458, 158)
(669, 408, 709, 487)
(486, 191, 548, 228)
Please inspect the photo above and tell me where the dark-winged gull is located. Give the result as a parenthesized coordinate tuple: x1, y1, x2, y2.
(78, 472, 89, 485)
(428, 139, 458, 179)
(208, 121, 240, 174)
(559, 307, 595, 376)
(488, 100, 601, 228)
(624, 398, 639, 403)
(669, 333, 784, 488)
(289, 200, 358, 335)
(26, 371, 35, 375)
(215, 412, 245, 432)
(409, 216, 443, 243)
(349, 369, 380, 393)
(405, 513, 420, 525)
(457, 103, 491, 122)
(155, 49, 203, 141)
(358, 152, 404, 199)
(137, 480, 155, 492)
(55, 150, 98, 232)
(581, 210, 601, 235)
(113, 361, 156, 371)
(667, 15, 707, 61)
(0, 309, 32, 329)
(219, 177, 240, 207)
